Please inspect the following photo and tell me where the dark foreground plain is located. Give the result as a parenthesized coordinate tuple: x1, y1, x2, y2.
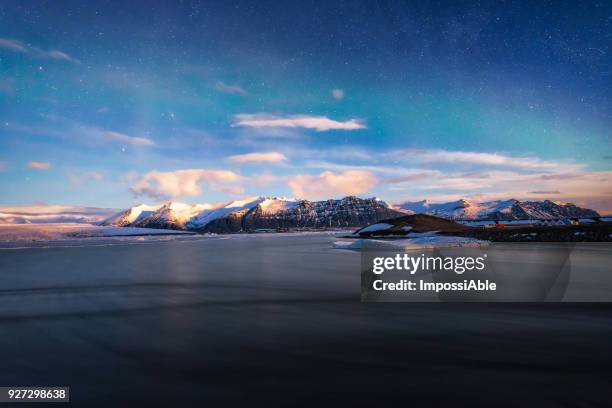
(0, 234, 611, 407)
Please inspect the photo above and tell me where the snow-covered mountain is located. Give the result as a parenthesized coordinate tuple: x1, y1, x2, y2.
(201, 196, 400, 233)
(101, 204, 161, 227)
(396, 198, 599, 220)
(185, 197, 273, 230)
(4, 197, 601, 231)
(132, 202, 214, 230)
(103, 202, 219, 230)
(104, 196, 404, 233)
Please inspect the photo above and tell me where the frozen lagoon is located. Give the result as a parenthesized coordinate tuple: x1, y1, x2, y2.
(0, 233, 611, 406)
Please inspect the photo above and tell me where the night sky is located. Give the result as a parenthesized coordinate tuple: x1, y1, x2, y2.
(0, 0, 610, 211)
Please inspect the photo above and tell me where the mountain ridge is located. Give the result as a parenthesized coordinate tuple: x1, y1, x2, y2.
(103, 196, 403, 233)
(396, 198, 599, 220)
(100, 196, 601, 233)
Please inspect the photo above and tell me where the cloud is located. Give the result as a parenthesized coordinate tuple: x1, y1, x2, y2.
(8, 118, 155, 148)
(302, 147, 582, 173)
(288, 170, 378, 199)
(383, 173, 434, 184)
(0, 38, 27, 53)
(0, 204, 117, 223)
(233, 114, 366, 132)
(235, 126, 306, 141)
(130, 169, 243, 199)
(528, 190, 562, 195)
(388, 149, 579, 172)
(331, 89, 344, 100)
(0, 38, 80, 63)
(66, 170, 105, 188)
(105, 131, 155, 146)
(298, 146, 579, 174)
(215, 81, 247, 95)
(27, 161, 51, 170)
(226, 151, 287, 164)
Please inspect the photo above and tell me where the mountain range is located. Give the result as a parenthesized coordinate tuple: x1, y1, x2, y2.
(1, 197, 599, 232)
(100, 196, 600, 233)
(102, 196, 403, 233)
(397, 198, 600, 220)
